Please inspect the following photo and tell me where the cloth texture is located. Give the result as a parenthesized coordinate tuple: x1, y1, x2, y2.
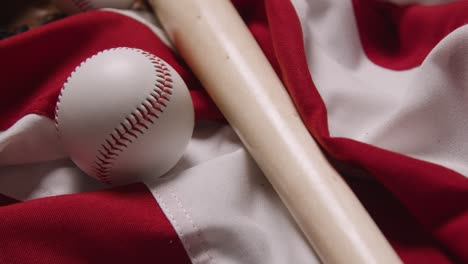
(1, 0, 467, 263)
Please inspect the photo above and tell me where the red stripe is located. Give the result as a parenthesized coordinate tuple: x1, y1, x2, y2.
(352, 0, 468, 70)
(0, 184, 191, 264)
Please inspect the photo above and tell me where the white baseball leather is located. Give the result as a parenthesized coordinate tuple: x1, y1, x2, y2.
(55, 47, 194, 185)
(52, 0, 135, 14)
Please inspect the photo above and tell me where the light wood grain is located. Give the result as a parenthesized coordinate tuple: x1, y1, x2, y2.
(149, 0, 402, 263)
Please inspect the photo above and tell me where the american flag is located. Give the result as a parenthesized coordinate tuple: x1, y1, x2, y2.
(0, 0, 467, 263)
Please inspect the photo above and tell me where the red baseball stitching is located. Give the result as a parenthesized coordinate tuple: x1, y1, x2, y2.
(55, 48, 174, 185)
(71, 0, 94, 11)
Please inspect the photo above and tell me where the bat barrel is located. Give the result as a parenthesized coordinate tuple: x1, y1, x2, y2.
(149, 0, 402, 263)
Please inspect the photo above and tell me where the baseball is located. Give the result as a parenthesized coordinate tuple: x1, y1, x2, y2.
(51, 0, 135, 14)
(55, 47, 194, 185)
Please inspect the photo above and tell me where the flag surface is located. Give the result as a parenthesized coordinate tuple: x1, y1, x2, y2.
(0, 0, 467, 263)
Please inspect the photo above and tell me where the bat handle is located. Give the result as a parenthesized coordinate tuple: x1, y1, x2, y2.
(149, 0, 402, 263)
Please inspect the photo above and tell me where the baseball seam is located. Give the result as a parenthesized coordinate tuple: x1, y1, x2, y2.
(71, 0, 94, 11)
(55, 48, 174, 184)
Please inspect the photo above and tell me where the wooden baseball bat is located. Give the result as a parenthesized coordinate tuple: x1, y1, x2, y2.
(149, 1, 402, 263)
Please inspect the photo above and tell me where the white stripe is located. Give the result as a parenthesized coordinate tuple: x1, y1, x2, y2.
(291, 0, 468, 177)
(0, 114, 66, 165)
(0, 114, 104, 200)
(146, 123, 319, 264)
